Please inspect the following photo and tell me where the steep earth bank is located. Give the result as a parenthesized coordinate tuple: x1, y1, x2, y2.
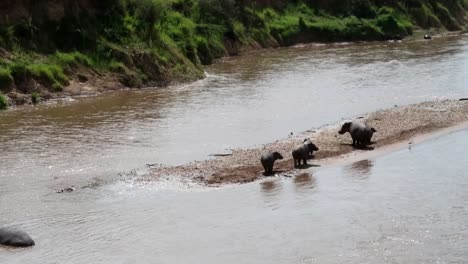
(0, 0, 467, 108)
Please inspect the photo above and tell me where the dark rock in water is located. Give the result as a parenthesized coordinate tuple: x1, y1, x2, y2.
(209, 153, 233, 157)
(55, 186, 75, 193)
(459, 98, 468, 101)
(0, 227, 35, 247)
(424, 34, 432, 40)
(390, 34, 403, 40)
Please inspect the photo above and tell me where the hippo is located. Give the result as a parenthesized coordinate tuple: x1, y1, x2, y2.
(260, 152, 284, 175)
(338, 122, 377, 147)
(0, 227, 35, 247)
(292, 139, 319, 168)
(424, 34, 432, 40)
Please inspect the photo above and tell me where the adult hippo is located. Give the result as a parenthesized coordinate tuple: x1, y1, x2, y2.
(292, 139, 319, 168)
(0, 227, 35, 247)
(338, 122, 376, 147)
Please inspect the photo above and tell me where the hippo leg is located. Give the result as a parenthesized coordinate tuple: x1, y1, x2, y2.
(268, 164, 273, 173)
(303, 158, 307, 165)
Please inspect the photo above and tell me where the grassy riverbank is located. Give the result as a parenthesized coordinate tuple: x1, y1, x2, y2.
(0, 0, 467, 108)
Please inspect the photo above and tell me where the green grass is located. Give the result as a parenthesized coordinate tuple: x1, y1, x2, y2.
(0, 94, 7, 110)
(51, 52, 92, 68)
(8, 60, 69, 91)
(31, 91, 39, 104)
(269, 14, 301, 43)
(28, 64, 69, 88)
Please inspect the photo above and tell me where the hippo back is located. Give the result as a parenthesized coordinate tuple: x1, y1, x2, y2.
(260, 153, 273, 162)
(0, 228, 35, 247)
(292, 144, 307, 159)
(349, 122, 366, 134)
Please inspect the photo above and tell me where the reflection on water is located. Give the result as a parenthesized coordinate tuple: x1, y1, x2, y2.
(293, 172, 316, 191)
(345, 159, 374, 179)
(260, 180, 279, 193)
(260, 180, 283, 208)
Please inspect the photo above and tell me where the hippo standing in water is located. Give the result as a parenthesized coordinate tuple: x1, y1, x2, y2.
(260, 152, 284, 175)
(292, 139, 319, 168)
(0, 227, 35, 247)
(338, 122, 377, 147)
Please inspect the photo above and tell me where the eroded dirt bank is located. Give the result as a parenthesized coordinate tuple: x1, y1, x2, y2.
(140, 99, 468, 185)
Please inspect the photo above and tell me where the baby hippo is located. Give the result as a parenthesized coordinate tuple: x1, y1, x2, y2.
(338, 122, 377, 146)
(0, 227, 35, 247)
(292, 139, 319, 168)
(260, 152, 284, 175)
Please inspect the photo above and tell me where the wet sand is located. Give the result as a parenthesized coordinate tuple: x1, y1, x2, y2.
(141, 99, 468, 185)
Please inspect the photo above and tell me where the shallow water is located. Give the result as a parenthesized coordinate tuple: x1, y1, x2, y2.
(1, 36, 468, 263)
(1, 129, 467, 263)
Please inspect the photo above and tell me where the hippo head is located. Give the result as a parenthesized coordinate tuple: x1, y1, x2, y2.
(308, 143, 319, 152)
(371, 127, 377, 133)
(272, 152, 284, 160)
(338, 122, 352, 134)
(303, 138, 319, 152)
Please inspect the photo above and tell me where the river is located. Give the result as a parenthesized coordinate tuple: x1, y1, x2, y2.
(0, 36, 467, 263)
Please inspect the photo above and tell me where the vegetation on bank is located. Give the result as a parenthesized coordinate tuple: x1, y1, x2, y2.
(0, 0, 467, 108)
(0, 94, 7, 110)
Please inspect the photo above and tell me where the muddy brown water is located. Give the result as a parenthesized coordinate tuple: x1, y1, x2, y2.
(1, 36, 468, 263)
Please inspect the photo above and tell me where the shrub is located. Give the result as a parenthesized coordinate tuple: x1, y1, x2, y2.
(434, 2, 461, 30)
(376, 14, 409, 37)
(52, 83, 63, 92)
(109, 61, 128, 73)
(135, 0, 169, 38)
(269, 14, 300, 44)
(377, 6, 394, 16)
(0, 94, 8, 110)
(0, 68, 13, 92)
(343, 17, 383, 40)
(9, 61, 29, 79)
(350, 0, 377, 19)
(31, 92, 39, 104)
(195, 24, 225, 64)
(232, 20, 247, 42)
(409, 3, 430, 28)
